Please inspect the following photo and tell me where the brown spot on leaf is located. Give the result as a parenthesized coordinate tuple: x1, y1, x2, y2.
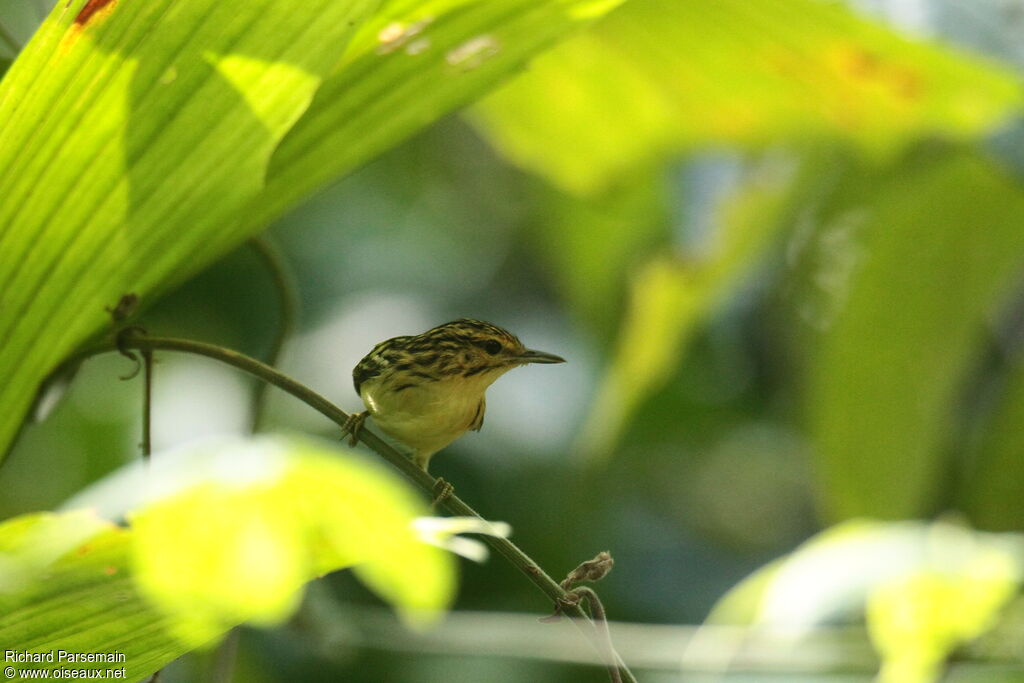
(891, 70, 924, 101)
(103, 566, 118, 576)
(75, 0, 117, 26)
(830, 43, 926, 102)
(841, 47, 880, 79)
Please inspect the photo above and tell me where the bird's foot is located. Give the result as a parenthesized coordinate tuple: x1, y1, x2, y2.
(431, 478, 454, 508)
(341, 411, 368, 446)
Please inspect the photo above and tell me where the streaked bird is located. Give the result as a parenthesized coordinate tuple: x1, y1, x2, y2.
(345, 319, 565, 471)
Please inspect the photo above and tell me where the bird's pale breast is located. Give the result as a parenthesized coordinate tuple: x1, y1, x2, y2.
(360, 369, 506, 458)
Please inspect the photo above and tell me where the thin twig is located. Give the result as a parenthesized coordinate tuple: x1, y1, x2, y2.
(61, 332, 638, 683)
(547, 552, 621, 682)
(138, 343, 156, 678)
(141, 350, 153, 460)
(247, 234, 299, 433)
(571, 587, 621, 683)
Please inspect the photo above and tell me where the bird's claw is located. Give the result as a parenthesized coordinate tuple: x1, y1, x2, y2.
(342, 411, 368, 446)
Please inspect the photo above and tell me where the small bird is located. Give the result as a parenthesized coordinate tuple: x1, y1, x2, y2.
(345, 319, 565, 471)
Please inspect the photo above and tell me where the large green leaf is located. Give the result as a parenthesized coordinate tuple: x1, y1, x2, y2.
(471, 0, 1024, 195)
(806, 151, 1024, 520)
(0, 436, 455, 681)
(0, 0, 625, 462)
(0, 0, 376, 460)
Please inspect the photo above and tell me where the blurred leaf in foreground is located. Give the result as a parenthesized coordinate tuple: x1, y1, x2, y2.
(0, 515, 189, 680)
(471, 0, 1023, 195)
(0, 436, 457, 679)
(706, 519, 1024, 683)
(868, 552, 1019, 683)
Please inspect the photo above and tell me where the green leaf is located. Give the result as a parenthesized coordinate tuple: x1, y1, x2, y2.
(806, 151, 1024, 521)
(0, 0, 626, 462)
(0, 436, 455, 680)
(0, 508, 110, 598)
(471, 0, 1024, 195)
(0, 0, 377, 460)
(0, 516, 194, 681)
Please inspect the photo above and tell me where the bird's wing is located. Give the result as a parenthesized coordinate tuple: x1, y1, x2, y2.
(469, 397, 485, 431)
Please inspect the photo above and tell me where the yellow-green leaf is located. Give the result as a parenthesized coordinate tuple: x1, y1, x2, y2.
(0, 0, 376, 461)
(0, 436, 456, 679)
(472, 0, 1024, 194)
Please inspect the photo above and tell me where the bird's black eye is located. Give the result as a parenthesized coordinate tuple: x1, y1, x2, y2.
(483, 339, 502, 355)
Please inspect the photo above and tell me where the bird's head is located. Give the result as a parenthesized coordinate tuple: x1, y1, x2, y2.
(353, 319, 565, 397)
(414, 318, 565, 381)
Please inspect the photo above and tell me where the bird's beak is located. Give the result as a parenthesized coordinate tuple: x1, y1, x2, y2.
(515, 349, 566, 364)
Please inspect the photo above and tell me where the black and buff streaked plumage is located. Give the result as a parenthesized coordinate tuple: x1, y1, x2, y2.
(348, 319, 564, 471)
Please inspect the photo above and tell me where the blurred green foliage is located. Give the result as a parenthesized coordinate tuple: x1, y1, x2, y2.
(3, 0, 1024, 681)
(709, 520, 1024, 682)
(471, 0, 1023, 194)
(0, 438, 454, 681)
(576, 157, 801, 460)
(806, 150, 1024, 521)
